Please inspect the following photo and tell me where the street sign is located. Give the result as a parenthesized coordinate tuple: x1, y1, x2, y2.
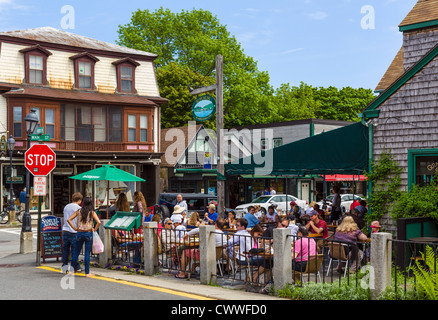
(35, 127, 44, 135)
(34, 176, 47, 196)
(30, 134, 50, 142)
(25, 144, 56, 176)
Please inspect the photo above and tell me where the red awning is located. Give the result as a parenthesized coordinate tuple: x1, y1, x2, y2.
(322, 174, 367, 182)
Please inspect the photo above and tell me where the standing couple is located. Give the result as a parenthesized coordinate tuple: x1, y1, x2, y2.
(62, 192, 101, 277)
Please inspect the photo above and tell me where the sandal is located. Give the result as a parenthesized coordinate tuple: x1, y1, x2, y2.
(175, 274, 187, 279)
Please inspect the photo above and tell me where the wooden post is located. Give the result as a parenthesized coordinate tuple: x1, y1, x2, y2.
(216, 54, 225, 219)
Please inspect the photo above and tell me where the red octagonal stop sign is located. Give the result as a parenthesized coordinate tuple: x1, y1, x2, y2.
(25, 144, 56, 176)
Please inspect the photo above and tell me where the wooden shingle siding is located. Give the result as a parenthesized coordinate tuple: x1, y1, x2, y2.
(403, 27, 438, 69)
(373, 56, 438, 190)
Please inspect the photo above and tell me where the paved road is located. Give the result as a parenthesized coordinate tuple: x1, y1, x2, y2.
(0, 228, 196, 300)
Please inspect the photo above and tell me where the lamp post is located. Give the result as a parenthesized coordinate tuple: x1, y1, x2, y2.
(7, 135, 15, 222)
(21, 108, 39, 234)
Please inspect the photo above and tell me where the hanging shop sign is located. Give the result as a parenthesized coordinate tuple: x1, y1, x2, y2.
(192, 95, 216, 122)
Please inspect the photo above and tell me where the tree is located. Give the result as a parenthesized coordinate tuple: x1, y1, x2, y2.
(157, 62, 216, 129)
(117, 7, 273, 128)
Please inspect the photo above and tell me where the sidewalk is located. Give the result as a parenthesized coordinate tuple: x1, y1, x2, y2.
(43, 260, 287, 301)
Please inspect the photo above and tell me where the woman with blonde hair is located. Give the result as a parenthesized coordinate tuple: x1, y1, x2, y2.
(186, 212, 201, 230)
(133, 191, 147, 218)
(334, 216, 368, 272)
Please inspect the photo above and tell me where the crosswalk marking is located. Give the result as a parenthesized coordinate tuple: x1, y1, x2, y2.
(0, 228, 38, 239)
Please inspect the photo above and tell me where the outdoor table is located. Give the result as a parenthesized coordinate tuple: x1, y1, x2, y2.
(309, 233, 323, 238)
(409, 237, 438, 243)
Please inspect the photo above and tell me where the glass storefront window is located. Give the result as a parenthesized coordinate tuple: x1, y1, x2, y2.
(1, 163, 51, 211)
(415, 155, 438, 187)
(95, 164, 136, 207)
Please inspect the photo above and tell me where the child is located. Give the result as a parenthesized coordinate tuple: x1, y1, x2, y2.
(370, 220, 381, 233)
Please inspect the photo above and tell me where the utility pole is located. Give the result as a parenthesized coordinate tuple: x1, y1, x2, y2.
(189, 55, 225, 219)
(216, 55, 225, 219)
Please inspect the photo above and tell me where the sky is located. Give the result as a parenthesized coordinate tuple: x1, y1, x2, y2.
(0, 0, 418, 91)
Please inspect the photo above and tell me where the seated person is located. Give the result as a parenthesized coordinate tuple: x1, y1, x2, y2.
(244, 206, 260, 229)
(305, 210, 328, 238)
(292, 226, 317, 272)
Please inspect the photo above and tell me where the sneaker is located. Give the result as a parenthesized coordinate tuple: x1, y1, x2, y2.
(75, 267, 83, 272)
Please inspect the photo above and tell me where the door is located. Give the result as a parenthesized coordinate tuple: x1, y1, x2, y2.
(301, 181, 310, 205)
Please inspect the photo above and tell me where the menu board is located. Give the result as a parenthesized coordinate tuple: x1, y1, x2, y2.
(41, 216, 63, 263)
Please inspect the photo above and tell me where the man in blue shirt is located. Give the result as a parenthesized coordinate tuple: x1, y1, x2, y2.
(204, 204, 218, 225)
(244, 205, 260, 229)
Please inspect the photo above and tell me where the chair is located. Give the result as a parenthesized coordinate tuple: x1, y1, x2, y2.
(216, 246, 225, 276)
(326, 242, 349, 277)
(293, 254, 324, 283)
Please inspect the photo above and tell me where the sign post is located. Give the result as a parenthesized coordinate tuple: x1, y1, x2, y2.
(25, 144, 56, 266)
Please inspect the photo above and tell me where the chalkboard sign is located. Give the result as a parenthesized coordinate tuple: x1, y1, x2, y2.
(41, 216, 63, 263)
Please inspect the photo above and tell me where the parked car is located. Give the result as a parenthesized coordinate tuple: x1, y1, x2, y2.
(234, 194, 308, 217)
(316, 194, 365, 213)
(155, 193, 218, 219)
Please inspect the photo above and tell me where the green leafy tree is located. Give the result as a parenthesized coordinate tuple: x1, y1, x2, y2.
(157, 62, 216, 129)
(117, 7, 273, 128)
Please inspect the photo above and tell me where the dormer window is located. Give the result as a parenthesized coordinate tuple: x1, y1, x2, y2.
(19, 45, 52, 85)
(69, 52, 99, 90)
(112, 58, 140, 94)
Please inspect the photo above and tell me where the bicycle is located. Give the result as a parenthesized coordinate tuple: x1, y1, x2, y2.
(0, 207, 25, 224)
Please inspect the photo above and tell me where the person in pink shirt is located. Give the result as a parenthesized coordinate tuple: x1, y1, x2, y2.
(292, 226, 318, 272)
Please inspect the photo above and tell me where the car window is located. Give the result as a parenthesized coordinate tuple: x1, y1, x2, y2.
(272, 196, 284, 203)
(286, 195, 296, 202)
(161, 195, 176, 204)
(187, 199, 204, 211)
(252, 196, 271, 204)
(354, 195, 362, 200)
(342, 195, 352, 201)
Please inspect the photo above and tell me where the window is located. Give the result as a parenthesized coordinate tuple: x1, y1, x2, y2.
(109, 108, 122, 142)
(128, 115, 136, 142)
(121, 67, 133, 93)
(70, 52, 99, 90)
(140, 115, 148, 142)
(13, 107, 22, 138)
(415, 155, 438, 186)
(78, 62, 92, 89)
(20, 45, 52, 85)
(261, 139, 268, 150)
(113, 58, 140, 94)
(408, 149, 438, 189)
(29, 55, 43, 84)
(273, 138, 283, 148)
(61, 105, 124, 143)
(45, 109, 55, 139)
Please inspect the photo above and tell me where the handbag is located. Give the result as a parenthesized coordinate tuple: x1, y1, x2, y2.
(92, 231, 104, 254)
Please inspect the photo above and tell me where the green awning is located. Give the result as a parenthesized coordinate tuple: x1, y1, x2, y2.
(225, 122, 369, 176)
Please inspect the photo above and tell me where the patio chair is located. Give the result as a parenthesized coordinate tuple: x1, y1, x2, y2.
(293, 254, 324, 283)
(326, 242, 350, 277)
(216, 246, 225, 277)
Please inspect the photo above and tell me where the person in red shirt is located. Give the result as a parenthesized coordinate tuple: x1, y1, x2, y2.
(350, 199, 360, 211)
(306, 209, 328, 239)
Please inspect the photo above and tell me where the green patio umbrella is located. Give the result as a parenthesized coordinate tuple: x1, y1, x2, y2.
(69, 164, 145, 218)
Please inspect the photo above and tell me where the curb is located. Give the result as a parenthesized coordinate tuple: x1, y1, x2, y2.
(42, 262, 288, 301)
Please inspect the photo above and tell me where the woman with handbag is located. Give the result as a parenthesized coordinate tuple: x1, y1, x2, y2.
(68, 197, 101, 277)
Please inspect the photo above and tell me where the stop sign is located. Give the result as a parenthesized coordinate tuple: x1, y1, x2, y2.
(25, 144, 56, 176)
